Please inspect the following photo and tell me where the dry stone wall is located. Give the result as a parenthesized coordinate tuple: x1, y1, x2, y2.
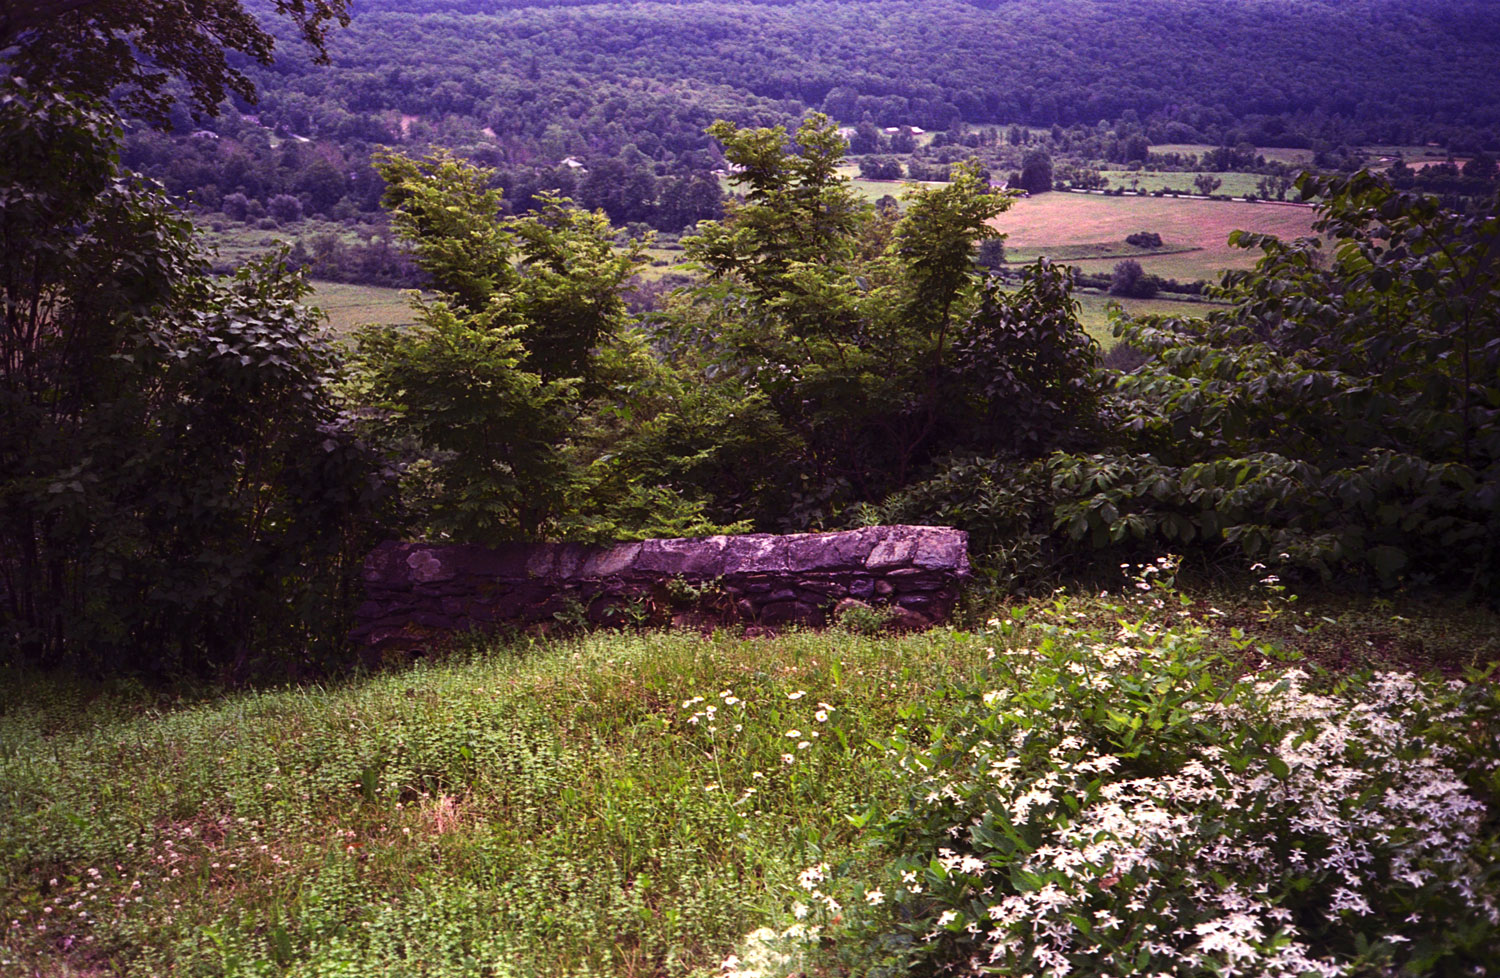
(353, 525, 969, 654)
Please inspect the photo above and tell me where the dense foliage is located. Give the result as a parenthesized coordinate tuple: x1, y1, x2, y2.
(246, 0, 1500, 147)
(353, 149, 713, 542)
(0, 82, 385, 676)
(1053, 173, 1500, 592)
(2, 0, 349, 124)
(737, 574, 1500, 977)
(67, 0, 1497, 269)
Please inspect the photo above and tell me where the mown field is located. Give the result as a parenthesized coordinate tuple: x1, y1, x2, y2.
(1071, 291, 1223, 342)
(2, 583, 1496, 977)
(307, 281, 420, 335)
(1094, 170, 1270, 198)
(992, 191, 1321, 283)
(199, 218, 371, 268)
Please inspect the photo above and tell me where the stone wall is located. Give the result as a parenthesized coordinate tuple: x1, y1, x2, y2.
(353, 525, 969, 654)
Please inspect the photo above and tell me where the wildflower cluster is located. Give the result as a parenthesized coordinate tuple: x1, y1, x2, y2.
(747, 581, 1500, 978)
(676, 687, 842, 817)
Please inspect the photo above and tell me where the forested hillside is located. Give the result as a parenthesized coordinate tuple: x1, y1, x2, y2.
(107, 0, 1500, 252)
(242, 0, 1500, 147)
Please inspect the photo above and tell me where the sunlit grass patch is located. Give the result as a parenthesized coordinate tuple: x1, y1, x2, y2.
(0, 628, 992, 976)
(5, 586, 1497, 977)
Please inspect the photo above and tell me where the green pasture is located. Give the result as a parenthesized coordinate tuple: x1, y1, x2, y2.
(1070, 290, 1223, 344)
(306, 281, 420, 335)
(1095, 170, 1272, 198)
(2, 588, 1495, 977)
(199, 217, 372, 267)
(1148, 143, 1315, 167)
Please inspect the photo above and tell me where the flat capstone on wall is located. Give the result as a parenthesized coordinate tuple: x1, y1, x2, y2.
(352, 525, 970, 655)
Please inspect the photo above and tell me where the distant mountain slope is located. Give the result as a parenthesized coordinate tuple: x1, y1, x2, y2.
(240, 0, 1500, 149)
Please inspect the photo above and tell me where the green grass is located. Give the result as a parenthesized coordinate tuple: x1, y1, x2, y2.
(1070, 291, 1224, 343)
(0, 628, 991, 977)
(306, 281, 420, 336)
(1, 588, 1496, 976)
(198, 217, 372, 268)
(1149, 144, 1316, 167)
(1095, 170, 1271, 198)
(1004, 240, 1197, 263)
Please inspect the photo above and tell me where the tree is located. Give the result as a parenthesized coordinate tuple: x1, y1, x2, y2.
(358, 150, 649, 541)
(0, 81, 381, 673)
(858, 155, 902, 180)
(849, 121, 883, 155)
(267, 192, 303, 223)
(976, 237, 1007, 270)
(679, 116, 1018, 520)
(221, 190, 250, 221)
(1193, 173, 1223, 196)
(1462, 152, 1498, 183)
(2, 0, 350, 124)
(1019, 148, 1053, 193)
(1109, 259, 1158, 298)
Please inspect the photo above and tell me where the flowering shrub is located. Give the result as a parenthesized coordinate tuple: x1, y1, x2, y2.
(741, 574, 1500, 978)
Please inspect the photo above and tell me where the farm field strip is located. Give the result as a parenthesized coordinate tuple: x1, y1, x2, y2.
(1095, 170, 1271, 198)
(991, 191, 1319, 283)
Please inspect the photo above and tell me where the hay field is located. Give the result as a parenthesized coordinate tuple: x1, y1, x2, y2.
(991, 192, 1319, 282)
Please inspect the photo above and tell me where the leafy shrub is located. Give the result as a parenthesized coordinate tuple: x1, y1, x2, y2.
(950, 259, 1103, 457)
(0, 83, 385, 676)
(1109, 258, 1159, 298)
(748, 573, 1500, 977)
(266, 192, 302, 223)
(975, 236, 1007, 270)
(1061, 173, 1500, 593)
(1126, 231, 1163, 248)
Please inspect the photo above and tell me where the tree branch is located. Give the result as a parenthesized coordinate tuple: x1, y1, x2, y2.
(0, 0, 110, 47)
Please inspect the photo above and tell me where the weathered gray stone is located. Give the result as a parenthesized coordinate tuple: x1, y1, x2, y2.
(637, 535, 728, 576)
(580, 541, 643, 578)
(722, 534, 790, 573)
(353, 526, 968, 653)
(866, 535, 916, 570)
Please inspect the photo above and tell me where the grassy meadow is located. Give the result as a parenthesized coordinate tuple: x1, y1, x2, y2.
(0, 627, 992, 977)
(307, 281, 421, 336)
(1070, 291, 1224, 343)
(2, 583, 1496, 977)
(1150, 144, 1316, 167)
(1094, 170, 1270, 198)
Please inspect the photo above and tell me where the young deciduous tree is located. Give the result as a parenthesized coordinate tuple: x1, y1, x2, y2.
(675, 115, 1044, 523)
(357, 150, 650, 542)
